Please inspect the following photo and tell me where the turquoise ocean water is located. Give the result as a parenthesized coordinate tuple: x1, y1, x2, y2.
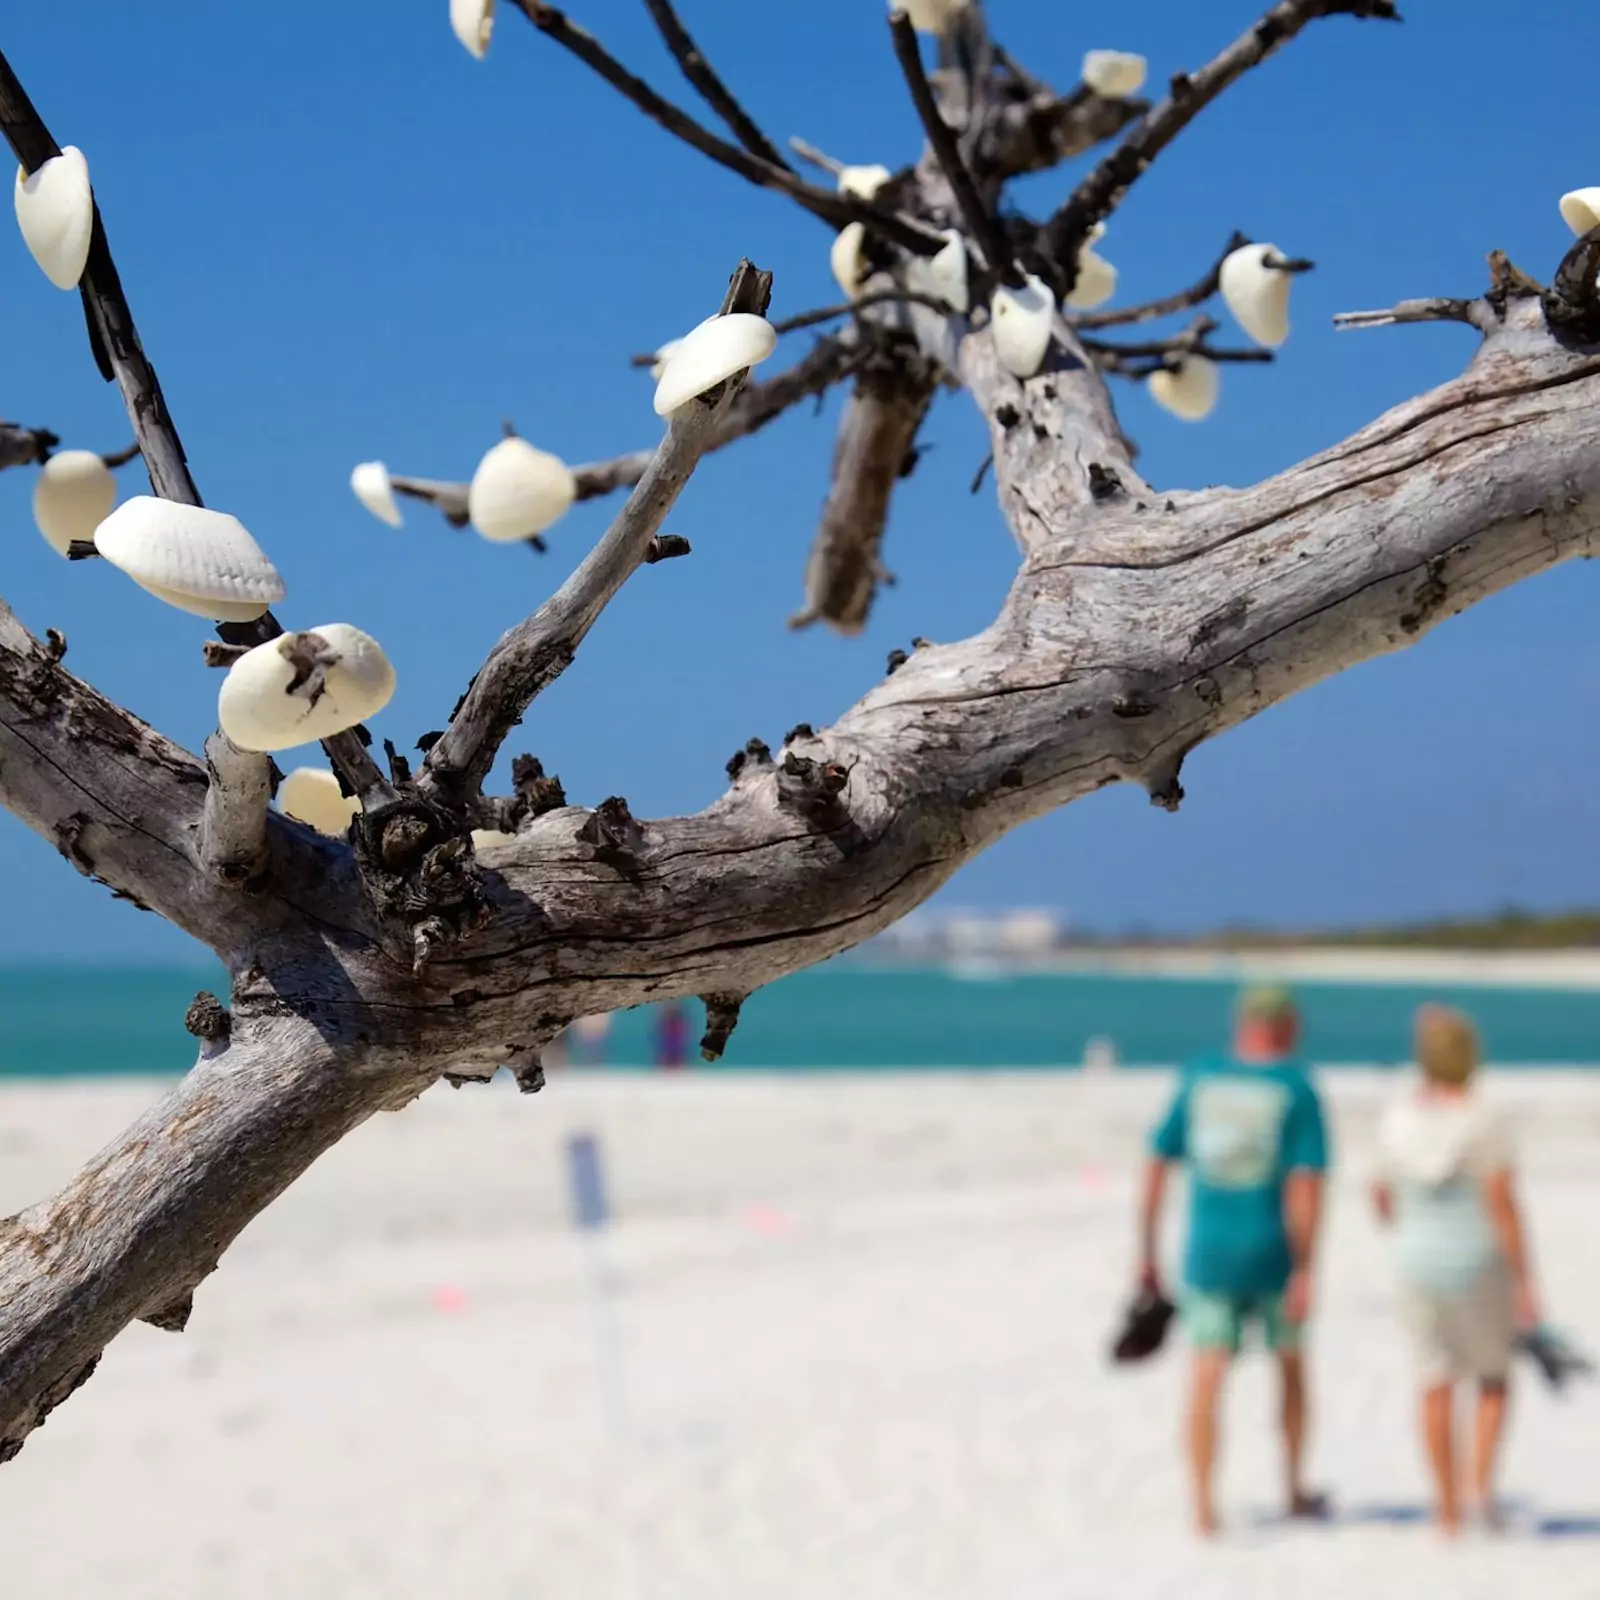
(1, 962, 1599, 1077)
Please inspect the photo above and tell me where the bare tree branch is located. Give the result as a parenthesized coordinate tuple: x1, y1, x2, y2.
(887, 9, 1019, 286)
(0, 421, 57, 469)
(640, 0, 792, 171)
(1069, 232, 1251, 330)
(509, 1, 944, 256)
(418, 260, 776, 804)
(0, 46, 392, 835)
(1042, 0, 1400, 272)
(1334, 297, 1493, 333)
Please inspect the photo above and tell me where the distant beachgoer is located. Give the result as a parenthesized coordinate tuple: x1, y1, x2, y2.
(1371, 1005, 1540, 1536)
(572, 1013, 612, 1068)
(654, 1001, 690, 1071)
(1134, 985, 1330, 1536)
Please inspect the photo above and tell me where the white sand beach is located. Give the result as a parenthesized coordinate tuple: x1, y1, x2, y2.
(2, 1069, 1598, 1598)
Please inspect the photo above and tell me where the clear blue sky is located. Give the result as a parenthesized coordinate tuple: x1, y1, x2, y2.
(0, 0, 1596, 959)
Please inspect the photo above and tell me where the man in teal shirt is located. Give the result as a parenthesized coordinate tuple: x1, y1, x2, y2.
(1136, 986, 1330, 1535)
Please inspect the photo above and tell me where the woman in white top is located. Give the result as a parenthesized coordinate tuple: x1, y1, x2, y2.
(1371, 1005, 1539, 1535)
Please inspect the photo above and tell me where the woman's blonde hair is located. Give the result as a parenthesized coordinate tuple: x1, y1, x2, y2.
(1414, 1004, 1479, 1087)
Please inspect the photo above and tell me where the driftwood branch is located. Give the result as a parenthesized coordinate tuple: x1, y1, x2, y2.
(419, 260, 775, 803)
(640, 0, 791, 171)
(509, 2, 942, 256)
(1042, 0, 1400, 271)
(1070, 232, 1251, 330)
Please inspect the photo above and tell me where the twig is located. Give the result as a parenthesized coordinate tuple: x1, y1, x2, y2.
(419, 260, 776, 803)
(1334, 297, 1491, 333)
(0, 422, 57, 471)
(1070, 232, 1250, 330)
(788, 135, 844, 177)
(1542, 225, 1600, 345)
(641, 0, 792, 170)
(99, 441, 142, 469)
(1083, 314, 1276, 378)
(511, 2, 942, 256)
(1042, 0, 1399, 267)
(0, 45, 392, 821)
(887, 9, 1020, 286)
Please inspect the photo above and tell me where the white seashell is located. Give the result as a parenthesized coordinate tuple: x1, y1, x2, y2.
(838, 164, 892, 201)
(467, 437, 577, 543)
(927, 230, 969, 313)
(278, 767, 360, 837)
(1064, 244, 1117, 310)
(33, 449, 115, 558)
(1081, 50, 1148, 98)
(649, 337, 684, 381)
(1148, 356, 1219, 422)
(896, 0, 970, 33)
(94, 496, 286, 621)
(470, 827, 517, 852)
(449, 0, 494, 59)
(1219, 243, 1291, 348)
(829, 221, 868, 300)
(990, 274, 1057, 378)
(652, 313, 777, 417)
(218, 623, 396, 752)
(14, 146, 94, 290)
(1559, 188, 1600, 237)
(350, 461, 403, 528)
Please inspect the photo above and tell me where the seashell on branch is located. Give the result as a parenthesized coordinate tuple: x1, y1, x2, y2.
(990, 274, 1057, 378)
(449, 0, 495, 59)
(467, 438, 577, 543)
(1148, 356, 1219, 422)
(94, 496, 286, 622)
(14, 145, 94, 290)
(33, 449, 116, 558)
(1219, 243, 1292, 348)
(218, 623, 396, 752)
(350, 461, 403, 528)
(652, 313, 778, 417)
(1081, 50, 1147, 98)
(278, 767, 361, 837)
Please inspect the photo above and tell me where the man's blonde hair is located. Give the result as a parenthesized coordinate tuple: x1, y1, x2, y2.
(1414, 1003, 1479, 1087)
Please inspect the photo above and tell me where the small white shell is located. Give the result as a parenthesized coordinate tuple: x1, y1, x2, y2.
(33, 449, 115, 558)
(838, 164, 892, 201)
(14, 146, 93, 291)
(896, 0, 970, 33)
(449, 0, 494, 59)
(218, 624, 397, 753)
(927, 230, 969, 313)
(652, 313, 777, 417)
(1064, 244, 1117, 311)
(94, 496, 286, 621)
(350, 461, 403, 528)
(467, 437, 577, 542)
(1559, 188, 1600, 237)
(278, 767, 360, 837)
(830, 221, 868, 300)
(1219, 243, 1291, 348)
(1082, 50, 1148, 98)
(991, 274, 1057, 378)
(470, 827, 517, 852)
(1148, 356, 1219, 422)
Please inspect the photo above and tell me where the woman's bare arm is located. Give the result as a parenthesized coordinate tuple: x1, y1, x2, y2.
(1484, 1168, 1539, 1324)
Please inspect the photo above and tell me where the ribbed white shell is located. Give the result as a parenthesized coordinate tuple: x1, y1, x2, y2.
(926, 230, 969, 313)
(1148, 356, 1219, 422)
(33, 450, 115, 558)
(991, 274, 1057, 378)
(278, 767, 360, 837)
(218, 623, 396, 752)
(1064, 244, 1117, 310)
(94, 496, 285, 621)
(1219, 243, 1291, 347)
(838, 164, 891, 201)
(896, 0, 970, 33)
(652, 313, 777, 417)
(14, 146, 93, 290)
(449, 0, 494, 59)
(831, 221, 870, 301)
(1559, 188, 1600, 237)
(1082, 50, 1147, 98)
(467, 438, 577, 542)
(350, 461, 403, 528)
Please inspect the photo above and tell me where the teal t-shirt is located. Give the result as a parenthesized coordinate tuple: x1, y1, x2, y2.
(1151, 1054, 1329, 1299)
